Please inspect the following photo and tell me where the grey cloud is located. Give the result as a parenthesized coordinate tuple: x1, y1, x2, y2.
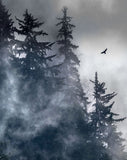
(4, 0, 127, 42)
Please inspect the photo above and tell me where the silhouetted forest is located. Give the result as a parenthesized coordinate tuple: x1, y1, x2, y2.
(0, 1, 126, 160)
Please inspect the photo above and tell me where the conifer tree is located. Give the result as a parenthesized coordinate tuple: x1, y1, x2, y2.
(90, 72, 126, 160)
(14, 10, 55, 80)
(56, 7, 89, 112)
(57, 7, 79, 64)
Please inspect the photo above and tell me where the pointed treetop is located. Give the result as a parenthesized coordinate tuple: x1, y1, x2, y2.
(91, 72, 108, 98)
(62, 7, 70, 19)
(15, 9, 47, 37)
(95, 72, 98, 86)
(56, 7, 79, 64)
(63, 6, 68, 12)
(63, 6, 68, 14)
(91, 72, 126, 124)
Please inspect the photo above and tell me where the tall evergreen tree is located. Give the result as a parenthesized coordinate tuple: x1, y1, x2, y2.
(90, 72, 126, 160)
(14, 10, 55, 80)
(56, 8, 94, 160)
(56, 7, 89, 112)
(12, 9, 64, 95)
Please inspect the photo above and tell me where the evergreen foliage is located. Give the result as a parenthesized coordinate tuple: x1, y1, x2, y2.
(56, 7, 89, 113)
(14, 9, 55, 80)
(90, 72, 126, 160)
(57, 7, 79, 64)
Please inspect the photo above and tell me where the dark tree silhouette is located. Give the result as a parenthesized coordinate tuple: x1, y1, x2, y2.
(56, 7, 89, 113)
(57, 7, 79, 64)
(0, 0, 14, 51)
(14, 9, 55, 80)
(90, 72, 126, 160)
(0, 0, 14, 86)
(12, 9, 64, 96)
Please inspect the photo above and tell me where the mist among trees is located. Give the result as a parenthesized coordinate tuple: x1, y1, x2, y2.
(0, 0, 126, 160)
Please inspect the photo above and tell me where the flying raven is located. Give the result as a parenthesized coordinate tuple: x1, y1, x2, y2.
(101, 48, 107, 54)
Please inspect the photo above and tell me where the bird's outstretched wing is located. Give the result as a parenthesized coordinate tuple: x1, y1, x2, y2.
(101, 48, 107, 54)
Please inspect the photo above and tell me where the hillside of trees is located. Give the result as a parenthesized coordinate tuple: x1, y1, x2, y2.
(0, 1, 126, 160)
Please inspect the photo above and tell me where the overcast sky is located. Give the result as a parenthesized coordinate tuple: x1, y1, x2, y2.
(4, 0, 127, 149)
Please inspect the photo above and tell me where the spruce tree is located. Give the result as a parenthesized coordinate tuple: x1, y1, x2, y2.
(56, 8, 93, 160)
(14, 9, 55, 80)
(57, 7, 79, 64)
(56, 7, 89, 112)
(90, 72, 126, 160)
